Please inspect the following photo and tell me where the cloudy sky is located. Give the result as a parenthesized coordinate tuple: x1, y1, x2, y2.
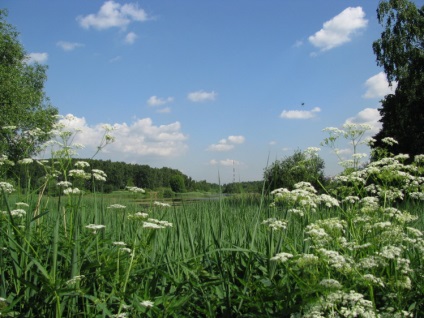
(5, 0, 402, 183)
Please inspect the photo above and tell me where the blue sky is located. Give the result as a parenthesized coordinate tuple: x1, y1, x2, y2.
(4, 0, 405, 184)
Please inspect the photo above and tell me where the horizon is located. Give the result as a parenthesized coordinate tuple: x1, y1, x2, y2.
(4, 0, 405, 183)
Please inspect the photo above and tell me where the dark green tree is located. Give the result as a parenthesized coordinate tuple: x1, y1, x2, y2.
(169, 174, 186, 193)
(0, 9, 58, 162)
(264, 150, 325, 192)
(372, 0, 424, 157)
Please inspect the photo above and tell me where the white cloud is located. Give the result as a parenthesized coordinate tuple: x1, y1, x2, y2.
(124, 32, 138, 44)
(280, 107, 321, 119)
(344, 108, 382, 134)
(207, 143, 234, 152)
(187, 90, 216, 102)
(27, 52, 48, 64)
(77, 1, 149, 30)
(209, 159, 240, 167)
(57, 114, 188, 159)
(220, 159, 240, 167)
(363, 72, 397, 98)
(157, 107, 171, 114)
(147, 96, 174, 106)
(309, 7, 367, 51)
(227, 135, 245, 144)
(57, 41, 84, 51)
(207, 135, 245, 152)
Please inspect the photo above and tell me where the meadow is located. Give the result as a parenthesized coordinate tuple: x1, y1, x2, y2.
(1, 121, 424, 317)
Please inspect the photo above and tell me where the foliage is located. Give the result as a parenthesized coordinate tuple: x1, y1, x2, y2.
(222, 181, 263, 194)
(169, 174, 186, 193)
(372, 0, 424, 158)
(0, 9, 58, 161)
(264, 148, 325, 193)
(1, 120, 424, 316)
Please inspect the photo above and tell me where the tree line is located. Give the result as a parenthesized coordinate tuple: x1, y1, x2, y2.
(3, 158, 224, 194)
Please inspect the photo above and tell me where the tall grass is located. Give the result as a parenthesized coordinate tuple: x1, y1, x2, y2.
(1, 120, 424, 317)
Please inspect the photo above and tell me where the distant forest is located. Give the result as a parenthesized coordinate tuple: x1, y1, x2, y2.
(4, 158, 263, 194)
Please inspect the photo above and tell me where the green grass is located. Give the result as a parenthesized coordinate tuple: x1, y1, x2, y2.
(1, 150, 424, 317)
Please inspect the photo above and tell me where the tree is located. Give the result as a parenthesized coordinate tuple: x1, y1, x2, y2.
(169, 174, 186, 193)
(263, 149, 325, 192)
(0, 9, 58, 161)
(372, 0, 424, 158)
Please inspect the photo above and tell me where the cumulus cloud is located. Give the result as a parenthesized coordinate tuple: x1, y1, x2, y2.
(344, 108, 382, 134)
(209, 159, 241, 167)
(280, 107, 321, 119)
(187, 90, 216, 102)
(363, 72, 397, 98)
(309, 7, 367, 52)
(57, 41, 84, 51)
(124, 32, 138, 44)
(227, 135, 245, 144)
(27, 52, 48, 64)
(147, 96, 174, 106)
(77, 1, 149, 30)
(207, 135, 245, 152)
(56, 114, 188, 159)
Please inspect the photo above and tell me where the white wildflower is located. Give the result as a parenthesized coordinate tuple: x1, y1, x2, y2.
(343, 196, 360, 204)
(129, 212, 149, 219)
(295, 253, 319, 267)
(382, 137, 398, 146)
(85, 224, 106, 234)
(0, 182, 15, 193)
(57, 181, 72, 188)
(397, 276, 412, 289)
(414, 154, 424, 163)
(107, 204, 126, 209)
(66, 275, 85, 286)
(6, 209, 27, 217)
(140, 300, 154, 308)
(262, 218, 287, 230)
(271, 252, 293, 263)
(126, 186, 145, 193)
(143, 222, 165, 229)
(318, 194, 339, 208)
(363, 274, 385, 287)
(319, 278, 342, 289)
(377, 245, 402, 259)
(15, 202, 29, 207)
(74, 161, 90, 168)
(68, 169, 90, 179)
(113, 241, 127, 246)
(287, 208, 304, 216)
(63, 187, 81, 195)
(120, 247, 132, 254)
(92, 169, 107, 181)
(147, 218, 173, 227)
(154, 201, 171, 207)
(18, 158, 33, 165)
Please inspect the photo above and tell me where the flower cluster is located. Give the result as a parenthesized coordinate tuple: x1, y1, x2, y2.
(262, 218, 287, 231)
(85, 224, 106, 234)
(154, 201, 171, 207)
(107, 204, 126, 209)
(143, 218, 173, 229)
(126, 186, 145, 193)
